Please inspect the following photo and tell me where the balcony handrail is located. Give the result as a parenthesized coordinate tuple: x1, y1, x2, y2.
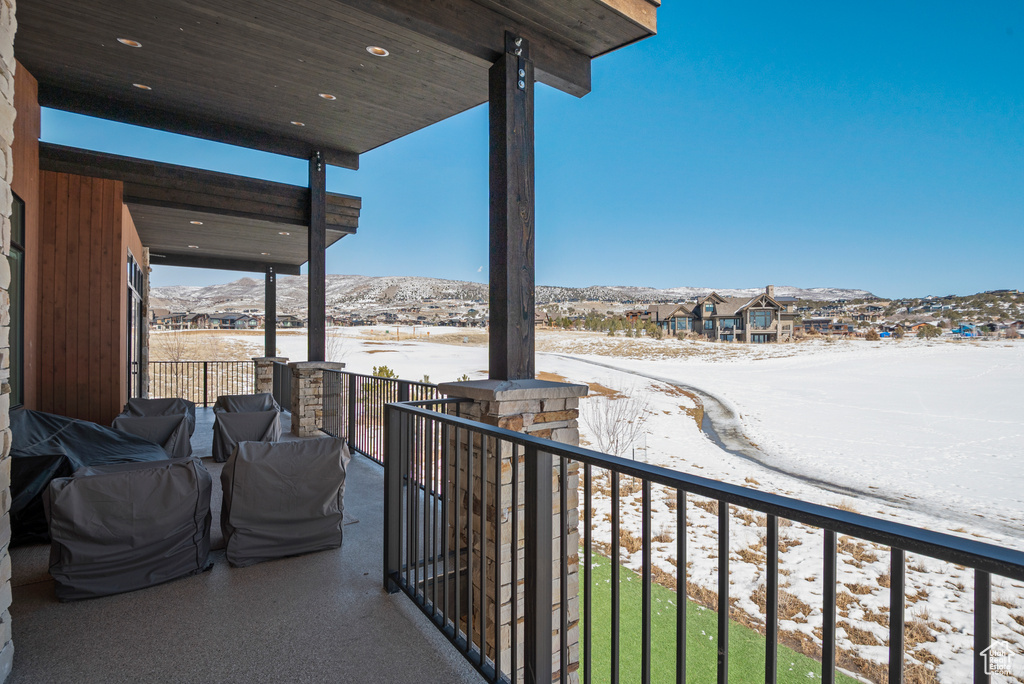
(148, 360, 255, 407)
(384, 399, 1024, 684)
(387, 400, 1024, 582)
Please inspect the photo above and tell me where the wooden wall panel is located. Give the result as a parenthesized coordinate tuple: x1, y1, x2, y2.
(38, 170, 125, 424)
(13, 62, 40, 408)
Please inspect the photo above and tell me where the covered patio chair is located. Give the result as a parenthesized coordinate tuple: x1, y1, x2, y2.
(111, 413, 192, 460)
(44, 458, 213, 601)
(220, 438, 349, 568)
(118, 397, 197, 435)
(211, 409, 281, 463)
(213, 392, 280, 415)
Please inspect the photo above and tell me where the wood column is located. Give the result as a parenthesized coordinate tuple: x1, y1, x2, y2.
(265, 265, 277, 357)
(489, 32, 535, 381)
(308, 151, 326, 362)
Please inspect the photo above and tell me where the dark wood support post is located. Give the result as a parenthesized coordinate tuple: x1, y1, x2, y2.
(308, 151, 327, 362)
(265, 265, 277, 357)
(489, 32, 535, 381)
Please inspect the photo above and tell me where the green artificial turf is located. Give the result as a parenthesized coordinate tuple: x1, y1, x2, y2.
(578, 554, 861, 683)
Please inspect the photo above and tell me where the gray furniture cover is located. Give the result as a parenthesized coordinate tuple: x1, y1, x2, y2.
(211, 409, 281, 463)
(221, 438, 349, 568)
(44, 458, 213, 601)
(11, 409, 170, 545)
(213, 393, 280, 414)
(119, 397, 197, 435)
(111, 414, 192, 460)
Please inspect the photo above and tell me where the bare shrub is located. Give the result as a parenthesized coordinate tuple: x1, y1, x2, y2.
(581, 387, 651, 457)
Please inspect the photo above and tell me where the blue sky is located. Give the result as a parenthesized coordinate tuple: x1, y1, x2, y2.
(41, 2, 1022, 299)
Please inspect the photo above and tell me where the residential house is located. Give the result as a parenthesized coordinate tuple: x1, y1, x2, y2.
(277, 315, 304, 329)
(184, 313, 210, 329)
(209, 312, 258, 330)
(803, 317, 855, 336)
(691, 286, 796, 342)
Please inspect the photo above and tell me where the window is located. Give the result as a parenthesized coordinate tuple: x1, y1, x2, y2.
(704, 303, 714, 314)
(126, 251, 145, 398)
(704, 320, 713, 330)
(8, 195, 24, 407)
(752, 310, 773, 329)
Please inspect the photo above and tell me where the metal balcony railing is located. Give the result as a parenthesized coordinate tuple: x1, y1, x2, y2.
(320, 370, 445, 465)
(382, 400, 1024, 684)
(271, 361, 292, 412)
(148, 360, 254, 406)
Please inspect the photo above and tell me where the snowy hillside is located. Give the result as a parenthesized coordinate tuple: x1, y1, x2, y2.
(151, 274, 875, 314)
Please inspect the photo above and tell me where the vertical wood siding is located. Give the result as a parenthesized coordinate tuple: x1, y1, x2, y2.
(38, 170, 129, 424)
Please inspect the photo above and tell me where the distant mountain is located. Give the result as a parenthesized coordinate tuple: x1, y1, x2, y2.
(150, 275, 876, 315)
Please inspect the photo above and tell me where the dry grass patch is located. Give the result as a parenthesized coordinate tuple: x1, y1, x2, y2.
(845, 582, 875, 596)
(619, 529, 643, 554)
(692, 498, 719, 516)
(839, 620, 882, 647)
(838, 535, 880, 565)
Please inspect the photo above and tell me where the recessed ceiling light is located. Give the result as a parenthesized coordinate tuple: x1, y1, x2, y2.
(261, 252, 271, 256)
(278, 231, 290, 236)
(366, 46, 389, 57)
(188, 245, 199, 249)
(290, 121, 305, 126)
(189, 220, 203, 225)
(319, 93, 337, 101)
(132, 83, 152, 90)
(117, 38, 142, 48)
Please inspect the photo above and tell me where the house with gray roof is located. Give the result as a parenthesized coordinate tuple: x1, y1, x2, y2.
(691, 286, 796, 342)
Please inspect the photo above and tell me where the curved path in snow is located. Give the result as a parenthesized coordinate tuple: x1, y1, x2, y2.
(550, 353, 918, 505)
(552, 353, 1024, 539)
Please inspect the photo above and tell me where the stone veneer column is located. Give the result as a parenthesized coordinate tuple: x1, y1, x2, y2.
(289, 361, 343, 437)
(0, 0, 16, 679)
(436, 379, 588, 684)
(252, 356, 288, 395)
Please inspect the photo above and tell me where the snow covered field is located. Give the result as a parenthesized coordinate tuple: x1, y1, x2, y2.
(211, 327, 1024, 681)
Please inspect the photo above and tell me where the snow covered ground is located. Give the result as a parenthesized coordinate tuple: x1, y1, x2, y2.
(216, 327, 1024, 681)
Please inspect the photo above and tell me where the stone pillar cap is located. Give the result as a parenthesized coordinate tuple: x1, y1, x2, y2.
(252, 357, 289, 363)
(288, 361, 346, 371)
(437, 378, 588, 401)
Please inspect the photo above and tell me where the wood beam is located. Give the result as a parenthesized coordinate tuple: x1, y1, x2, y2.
(38, 84, 360, 169)
(265, 266, 278, 358)
(489, 32, 535, 381)
(308, 152, 327, 363)
(335, 0, 591, 97)
(148, 253, 301, 275)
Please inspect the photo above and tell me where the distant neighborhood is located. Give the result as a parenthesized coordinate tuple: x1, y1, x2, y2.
(150, 284, 1024, 342)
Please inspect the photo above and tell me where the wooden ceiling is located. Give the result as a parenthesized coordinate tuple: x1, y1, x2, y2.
(15, 0, 658, 168)
(40, 143, 359, 274)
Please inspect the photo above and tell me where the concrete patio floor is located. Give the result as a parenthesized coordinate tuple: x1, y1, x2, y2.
(8, 409, 483, 683)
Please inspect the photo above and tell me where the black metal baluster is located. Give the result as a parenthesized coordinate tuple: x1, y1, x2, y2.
(467, 425, 475, 660)
(584, 464, 592, 684)
(560, 456, 568, 683)
(642, 480, 652, 684)
(677, 490, 687, 684)
(480, 434, 488, 667)
(822, 529, 837, 684)
(495, 438, 503, 681)
(512, 444, 520, 683)
(441, 421, 450, 630)
(426, 416, 436, 617)
(455, 425, 463, 642)
(889, 548, 904, 684)
(975, 570, 991, 684)
(611, 472, 620, 684)
(766, 516, 779, 684)
(717, 501, 729, 684)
